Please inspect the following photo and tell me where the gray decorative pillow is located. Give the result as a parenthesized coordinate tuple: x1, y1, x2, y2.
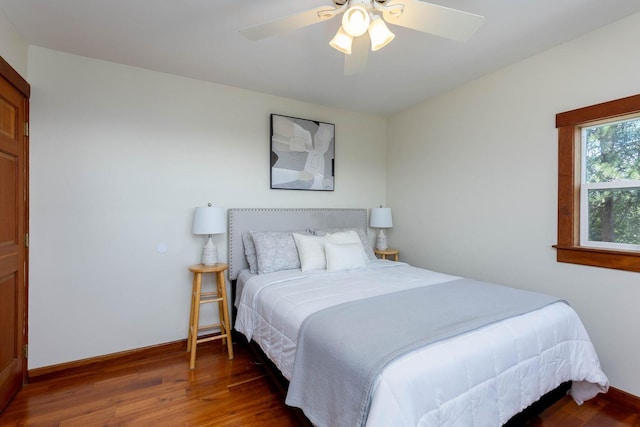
(250, 231, 302, 275)
(312, 227, 376, 261)
(242, 233, 258, 274)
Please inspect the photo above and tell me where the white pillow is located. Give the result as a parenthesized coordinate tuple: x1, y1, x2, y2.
(325, 241, 367, 272)
(293, 233, 327, 272)
(325, 230, 369, 263)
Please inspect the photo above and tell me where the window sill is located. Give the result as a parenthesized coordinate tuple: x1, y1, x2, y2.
(553, 245, 640, 273)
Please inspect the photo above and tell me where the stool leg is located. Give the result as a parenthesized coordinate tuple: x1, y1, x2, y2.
(217, 295, 224, 344)
(189, 272, 203, 369)
(187, 273, 197, 353)
(217, 270, 234, 360)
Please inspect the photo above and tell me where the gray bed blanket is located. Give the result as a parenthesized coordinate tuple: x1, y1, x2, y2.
(285, 278, 564, 427)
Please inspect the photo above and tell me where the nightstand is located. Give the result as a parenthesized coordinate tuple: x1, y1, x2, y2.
(374, 248, 399, 261)
(187, 263, 233, 369)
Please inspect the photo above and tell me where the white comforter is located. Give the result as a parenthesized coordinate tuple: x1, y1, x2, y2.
(235, 261, 609, 427)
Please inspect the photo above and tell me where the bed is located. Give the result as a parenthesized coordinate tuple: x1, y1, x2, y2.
(228, 208, 609, 427)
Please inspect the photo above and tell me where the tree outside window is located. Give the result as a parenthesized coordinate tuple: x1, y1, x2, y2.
(582, 117, 640, 250)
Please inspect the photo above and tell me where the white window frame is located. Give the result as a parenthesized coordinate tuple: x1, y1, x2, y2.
(579, 118, 640, 251)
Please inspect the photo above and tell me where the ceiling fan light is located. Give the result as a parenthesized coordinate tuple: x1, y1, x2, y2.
(330, 26, 353, 55)
(369, 15, 395, 51)
(342, 5, 370, 37)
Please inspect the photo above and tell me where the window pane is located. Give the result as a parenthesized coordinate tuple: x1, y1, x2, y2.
(588, 187, 640, 244)
(584, 118, 640, 184)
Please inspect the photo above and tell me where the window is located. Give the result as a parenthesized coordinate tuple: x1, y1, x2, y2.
(555, 94, 640, 272)
(581, 117, 640, 250)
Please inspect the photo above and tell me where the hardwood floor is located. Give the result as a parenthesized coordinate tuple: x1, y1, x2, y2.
(1, 340, 639, 426)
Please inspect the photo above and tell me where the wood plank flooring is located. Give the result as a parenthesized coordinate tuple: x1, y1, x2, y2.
(1, 340, 639, 426)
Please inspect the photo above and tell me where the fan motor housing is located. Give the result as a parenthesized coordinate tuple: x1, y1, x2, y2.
(333, 0, 388, 5)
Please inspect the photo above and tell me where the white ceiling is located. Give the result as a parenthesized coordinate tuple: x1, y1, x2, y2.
(1, 0, 640, 116)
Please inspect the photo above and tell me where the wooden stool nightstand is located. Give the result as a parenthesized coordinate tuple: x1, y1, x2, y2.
(374, 248, 399, 261)
(187, 263, 233, 369)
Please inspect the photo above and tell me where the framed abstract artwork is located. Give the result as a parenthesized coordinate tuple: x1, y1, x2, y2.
(270, 114, 335, 191)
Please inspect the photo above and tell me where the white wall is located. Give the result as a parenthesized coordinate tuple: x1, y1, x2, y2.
(387, 12, 640, 396)
(0, 7, 28, 77)
(27, 46, 387, 369)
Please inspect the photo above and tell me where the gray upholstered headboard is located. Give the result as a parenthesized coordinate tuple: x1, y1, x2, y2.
(227, 208, 368, 280)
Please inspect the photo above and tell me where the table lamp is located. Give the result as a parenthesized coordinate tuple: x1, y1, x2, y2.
(370, 207, 393, 250)
(192, 203, 225, 265)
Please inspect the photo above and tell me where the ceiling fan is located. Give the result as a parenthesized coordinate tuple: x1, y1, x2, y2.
(240, 0, 484, 75)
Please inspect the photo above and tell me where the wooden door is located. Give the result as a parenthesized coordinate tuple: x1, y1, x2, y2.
(0, 57, 29, 413)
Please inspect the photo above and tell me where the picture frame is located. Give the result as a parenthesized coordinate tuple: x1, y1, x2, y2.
(270, 114, 335, 191)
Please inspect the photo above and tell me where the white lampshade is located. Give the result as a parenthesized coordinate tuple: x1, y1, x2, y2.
(368, 15, 395, 51)
(192, 205, 225, 266)
(342, 5, 370, 37)
(330, 26, 353, 55)
(192, 206, 225, 235)
(370, 207, 393, 228)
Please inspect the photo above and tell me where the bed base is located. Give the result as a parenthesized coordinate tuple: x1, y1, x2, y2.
(245, 337, 313, 427)
(504, 382, 571, 426)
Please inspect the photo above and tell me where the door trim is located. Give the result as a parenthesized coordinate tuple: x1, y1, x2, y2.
(0, 57, 29, 98)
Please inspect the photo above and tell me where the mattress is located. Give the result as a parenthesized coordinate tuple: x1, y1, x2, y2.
(234, 261, 609, 426)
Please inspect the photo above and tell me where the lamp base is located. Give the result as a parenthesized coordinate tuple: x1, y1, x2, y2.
(201, 236, 219, 266)
(375, 228, 388, 250)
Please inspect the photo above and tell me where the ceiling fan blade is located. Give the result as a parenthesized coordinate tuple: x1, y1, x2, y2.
(344, 34, 369, 76)
(240, 6, 340, 41)
(383, 0, 484, 42)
